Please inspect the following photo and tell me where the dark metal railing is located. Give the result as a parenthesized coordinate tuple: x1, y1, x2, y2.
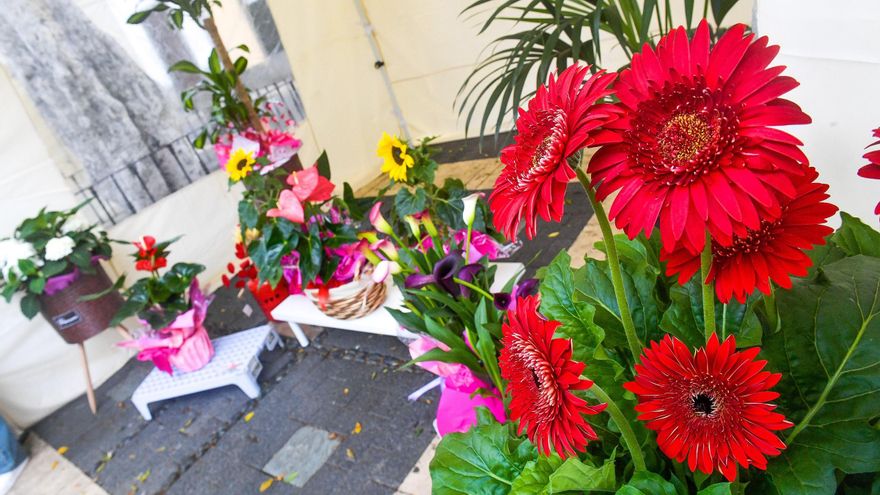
(72, 78, 305, 226)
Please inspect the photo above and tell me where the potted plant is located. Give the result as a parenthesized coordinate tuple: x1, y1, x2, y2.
(236, 154, 384, 319)
(114, 236, 212, 375)
(0, 203, 121, 344)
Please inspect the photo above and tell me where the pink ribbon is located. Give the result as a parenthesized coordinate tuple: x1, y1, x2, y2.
(408, 336, 506, 435)
(118, 279, 215, 375)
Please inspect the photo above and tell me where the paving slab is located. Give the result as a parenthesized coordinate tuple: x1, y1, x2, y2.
(262, 425, 340, 488)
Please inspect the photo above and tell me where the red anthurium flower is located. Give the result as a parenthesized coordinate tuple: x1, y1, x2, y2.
(589, 20, 811, 254)
(662, 168, 837, 303)
(489, 64, 619, 241)
(133, 235, 167, 272)
(625, 334, 793, 482)
(858, 127, 880, 216)
(498, 295, 606, 458)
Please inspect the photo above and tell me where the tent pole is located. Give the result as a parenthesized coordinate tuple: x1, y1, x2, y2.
(353, 0, 412, 142)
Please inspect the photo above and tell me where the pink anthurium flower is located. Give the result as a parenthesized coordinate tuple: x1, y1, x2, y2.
(287, 166, 334, 202)
(266, 189, 306, 224)
(267, 165, 335, 224)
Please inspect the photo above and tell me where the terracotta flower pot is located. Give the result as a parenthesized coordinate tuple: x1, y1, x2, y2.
(37, 264, 123, 344)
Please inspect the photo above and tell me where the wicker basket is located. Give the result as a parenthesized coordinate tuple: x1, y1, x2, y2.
(306, 277, 387, 320)
(37, 264, 123, 344)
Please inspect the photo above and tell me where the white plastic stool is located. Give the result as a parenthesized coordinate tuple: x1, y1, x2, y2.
(130, 325, 281, 420)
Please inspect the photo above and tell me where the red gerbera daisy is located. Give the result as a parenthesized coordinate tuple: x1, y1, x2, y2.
(589, 20, 811, 255)
(662, 168, 837, 303)
(498, 295, 606, 458)
(490, 64, 619, 241)
(624, 334, 793, 481)
(857, 127, 880, 216)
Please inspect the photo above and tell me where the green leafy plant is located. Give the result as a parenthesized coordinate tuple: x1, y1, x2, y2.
(459, 0, 744, 138)
(170, 46, 266, 148)
(236, 153, 360, 289)
(111, 237, 205, 330)
(0, 202, 113, 319)
(127, 0, 268, 146)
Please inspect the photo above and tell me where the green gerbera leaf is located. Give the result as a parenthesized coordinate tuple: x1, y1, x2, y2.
(763, 256, 880, 494)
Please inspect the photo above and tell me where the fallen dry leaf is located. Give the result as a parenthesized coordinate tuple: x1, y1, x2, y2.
(50, 461, 59, 470)
(548, 231, 560, 238)
(283, 472, 299, 484)
(57, 446, 69, 455)
(136, 469, 151, 483)
(346, 448, 355, 460)
(244, 411, 255, 423)
(342, 388, 349, 395)
(352, 422, 362, 435)
(259, 478, 274, 492)
(328, 432, 339, 440)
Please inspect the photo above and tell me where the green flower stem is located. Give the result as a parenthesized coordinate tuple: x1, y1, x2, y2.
(764, 285, 779, 332)
(589, 381, 647, 472)
(453, 277, 493, 300)
(786, 315, 874, 444)
(574, 168, 642, 362)
(700, 232, 716, 341)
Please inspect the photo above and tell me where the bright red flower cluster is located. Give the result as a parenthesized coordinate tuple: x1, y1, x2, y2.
(133, 235, 167, 272)
(625, 334, 793, 481)
(498, 295, 605, 458)
(489, 20, 837, 304)
(489, 65, 618, 240)
(858, 127, 880, 216)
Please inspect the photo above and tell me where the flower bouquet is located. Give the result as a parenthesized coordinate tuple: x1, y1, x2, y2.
(364, 198, 534, 435)
(237, 155, 382, 319)
(428, 21, 880, 495)
(114, 236, 212, 374)
(0, 203, 121, 344)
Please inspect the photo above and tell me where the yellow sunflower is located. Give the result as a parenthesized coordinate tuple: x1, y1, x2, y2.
(225, 148, 255, 182)
(376, 132, 414, 182)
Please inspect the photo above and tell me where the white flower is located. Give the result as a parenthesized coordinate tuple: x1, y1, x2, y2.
(45, 236, 76, 261)
(61, 215, 90, 233)
(0, 239, 37, 279)
(461, 193, 482, 228)
(372, 260, 401, 283)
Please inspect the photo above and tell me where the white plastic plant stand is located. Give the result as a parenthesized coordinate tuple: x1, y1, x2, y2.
(271, 262, 525, 347)
(131, 325, 281, 420)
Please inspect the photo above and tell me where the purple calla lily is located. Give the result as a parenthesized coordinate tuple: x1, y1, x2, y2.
(433, 253, 463, 295)
(493, 292, 513, 311)
(456, 263, 484, 298)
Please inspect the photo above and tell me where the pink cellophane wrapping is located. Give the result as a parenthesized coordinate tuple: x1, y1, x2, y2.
(118, 280, 215, 375)
(408, 336, 506, 435)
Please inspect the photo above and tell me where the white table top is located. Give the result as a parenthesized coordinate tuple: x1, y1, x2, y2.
(270, 262, 524, 336)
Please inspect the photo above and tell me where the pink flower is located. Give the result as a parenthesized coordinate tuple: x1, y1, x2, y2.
(267, 166, 335, 224)
(454, 230, 500, 263)
(330, 240, 370, 282)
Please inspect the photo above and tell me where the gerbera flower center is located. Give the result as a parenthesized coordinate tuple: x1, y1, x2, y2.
(509, 109, 568, 193)
(713, 217, 781, 260)
(629, 81, 739, 186)
(237, 159, 249, 171)
(658, 113, 714, 162)
(391, 146, 405, 165)
(691, 393, 716, 416)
